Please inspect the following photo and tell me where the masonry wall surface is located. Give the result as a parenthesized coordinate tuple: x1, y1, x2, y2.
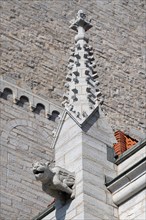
(1, 1, 146, 219)
(117, 144, 146, 174)
(118, 189, 146, 220)
(0, 94, 59, 220)
(1, 0, 146, 137)
(43, 210, 56, 220)
(52, 110, 118, 220)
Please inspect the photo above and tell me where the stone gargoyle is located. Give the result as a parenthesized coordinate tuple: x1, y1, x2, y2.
(32, 161, 75, 201)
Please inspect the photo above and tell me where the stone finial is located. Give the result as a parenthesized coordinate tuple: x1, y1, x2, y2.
(63, 10, 102, 126)
(69, 10, 92, 33)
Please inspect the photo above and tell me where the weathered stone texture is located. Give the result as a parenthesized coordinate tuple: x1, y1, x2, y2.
(0, 95, 59, 220)
(118, 189, 146, 220)
(1, 0, 145, 136)
(53, 111, 118, 220)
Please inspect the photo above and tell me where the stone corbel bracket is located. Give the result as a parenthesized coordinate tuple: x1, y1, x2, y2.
(0, 76, 63, 120)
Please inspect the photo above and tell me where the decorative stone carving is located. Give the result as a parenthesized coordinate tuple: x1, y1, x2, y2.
(62, 10, 102, 126)
(32, 162, 75, 201)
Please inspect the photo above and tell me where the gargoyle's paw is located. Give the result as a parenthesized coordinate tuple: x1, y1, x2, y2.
(71, 193, 75, 199)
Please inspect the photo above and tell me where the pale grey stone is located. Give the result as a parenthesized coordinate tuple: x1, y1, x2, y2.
(33, 161, 75, 200)
(0, 77, 62, 117)
(62, 10, 102, 126)
(84, 182, 106, 202)
(117, 146, 146, 174)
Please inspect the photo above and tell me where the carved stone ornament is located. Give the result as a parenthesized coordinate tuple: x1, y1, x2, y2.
(32, 162, 75, 201)
(62, 10, 102, 126)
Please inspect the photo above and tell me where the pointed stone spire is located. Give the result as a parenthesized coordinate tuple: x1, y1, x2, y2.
(62, 10, 102, 126)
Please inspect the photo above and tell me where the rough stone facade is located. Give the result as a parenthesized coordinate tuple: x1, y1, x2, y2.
(1, 0, 145, 136)
(0, 1, 145, 220)
(0, 86, 61, 220)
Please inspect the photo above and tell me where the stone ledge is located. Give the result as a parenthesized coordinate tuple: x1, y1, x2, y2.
(115, 138, 146, 165)
(106, 157, 146, 205)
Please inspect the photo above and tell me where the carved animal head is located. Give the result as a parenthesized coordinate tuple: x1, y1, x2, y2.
(32, 161, 53, 183)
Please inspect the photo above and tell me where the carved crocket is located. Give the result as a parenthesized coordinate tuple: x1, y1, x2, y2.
(32, 162, 75, 200)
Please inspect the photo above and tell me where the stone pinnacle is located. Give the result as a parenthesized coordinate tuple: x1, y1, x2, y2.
(62, 10, 102, 126)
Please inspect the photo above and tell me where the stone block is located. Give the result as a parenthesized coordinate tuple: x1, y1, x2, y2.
(82, 133, 107, 153)
(84, 182, 106, 203)
(136, 213, 146, 220)
(83, 157, 103, 178)
(85, 203, 106, 219)
(65, 145, 82, 165)
(66, 194, 84, 214)
(83, 142, 107, 162)
(55, 125, 82, 149)
(1, 203, 18, 213)
(73, 213, 84, 220)
(12, 200, 31, 213)
(76, 203, 84, 215)
(84, 194, 114, 216)
(75, 169, 84, 184)
(55, 134, 82, 160)
(0, 194, 12, 206)
(75, 181, 83, 196)
(66, 209, 76, 219)
(1, 1, 145, 219)
(84, 170, 104, 188)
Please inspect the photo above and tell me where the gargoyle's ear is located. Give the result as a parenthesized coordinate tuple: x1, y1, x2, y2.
(45, 161, 50, 166)
(32, 161, 37, 167)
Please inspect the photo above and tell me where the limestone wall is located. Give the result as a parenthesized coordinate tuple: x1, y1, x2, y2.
(1, 0, 145, 137)
(0, 1, 145, 219)
(106, 140, 146, 219)
(53, 110, 118, 220)
(118, 189, 146, 220)
(43, 210, 56, 220)
(0, 86, 62, 220)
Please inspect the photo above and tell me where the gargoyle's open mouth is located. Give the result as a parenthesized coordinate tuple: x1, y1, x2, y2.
(33, 170, 44, 175)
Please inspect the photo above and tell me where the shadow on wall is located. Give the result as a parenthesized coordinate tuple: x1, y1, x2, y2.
(17, 95, 29, 108)
(49, 110, 60, 122)
(33, 103, 45, 115)
(1, 88, 13, 100)
(55, 199, 72, 220)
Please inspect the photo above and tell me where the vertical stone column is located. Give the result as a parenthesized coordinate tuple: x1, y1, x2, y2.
(52, 10, 118, 220)
(54, 109, 118, 219)
(54, 113, 84, 219)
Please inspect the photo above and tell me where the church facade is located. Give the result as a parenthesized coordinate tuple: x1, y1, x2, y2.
(0, 1, 145, 220)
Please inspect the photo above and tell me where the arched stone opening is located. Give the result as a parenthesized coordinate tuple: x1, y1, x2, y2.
(1, 87, 13, 100)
